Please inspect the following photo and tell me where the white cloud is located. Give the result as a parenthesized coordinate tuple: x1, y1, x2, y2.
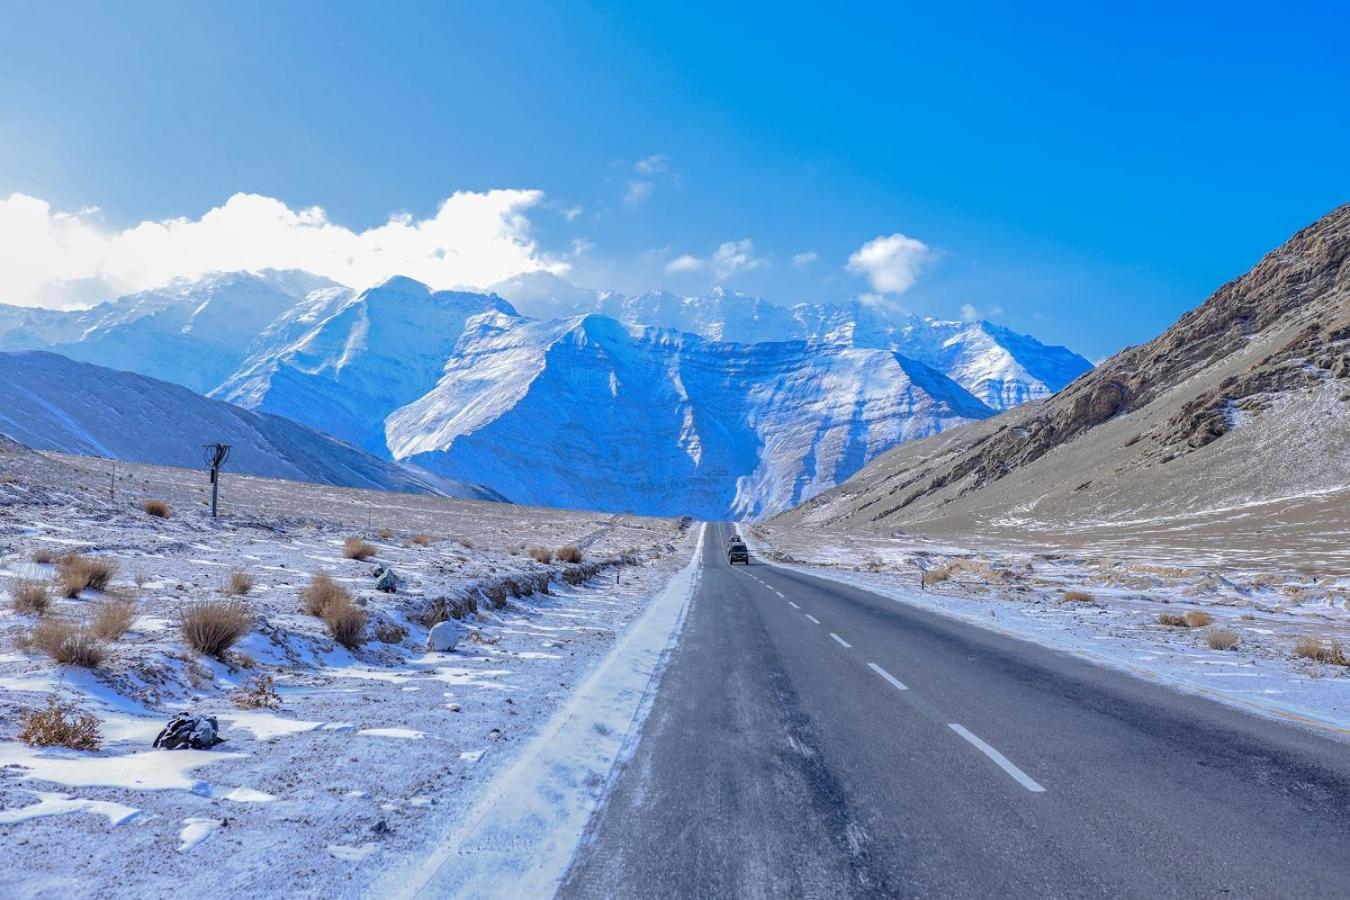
(959, 302, 1003, 323)
(634, 154, 669, 175)
(845, 232, 930, 295)
(664, 254, 705, 274)
(711, 239, 767, 279)
(791, 250, 818, 268)
(570, 238, 595, 257)
(623, 180, 654, 208)
(0, 190, 566, 309)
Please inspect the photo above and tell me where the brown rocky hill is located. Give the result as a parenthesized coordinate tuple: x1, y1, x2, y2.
(774, 204, 1350, 566)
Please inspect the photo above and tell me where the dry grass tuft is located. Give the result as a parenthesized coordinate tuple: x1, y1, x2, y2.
(374, 620, 409, 644)
(31, 547, 57, 565)
(343, 536, 377, 560)
(556, 544, 583, 564)
(180, 599, 252, 658)
(921, 565, 952, 587)
(302, 573, 349, 617)
(91, 596, 136, 641)
(142, 498, 172, 518)
(18, 695, 100, 750)
(1062, 590, 1095, 603)
(322, 599, 367, 649)
(232, 674, 281, 710)
(1206, 627, 1240, 650)
(56, 553, 118, 597)
(529, 546, 553, 564)
(1293, 637, 1349, 666)
(410, 534, 433, 547)
(1183, 610, 1213, 628)
(377, 527, 393, 540)
(28, 618, 107, 667)
(225, 570, 254, 596)
(13, 578, 51, 615)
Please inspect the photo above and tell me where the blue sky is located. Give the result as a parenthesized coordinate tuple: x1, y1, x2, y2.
(1, 1, 1346, 359)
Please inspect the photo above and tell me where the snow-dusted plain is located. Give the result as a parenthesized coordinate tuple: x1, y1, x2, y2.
(0, 442, 697, 898)
(748, 525, 1350, 737)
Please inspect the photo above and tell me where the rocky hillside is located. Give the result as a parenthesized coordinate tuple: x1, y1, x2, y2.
(776, 204, 1350, 548)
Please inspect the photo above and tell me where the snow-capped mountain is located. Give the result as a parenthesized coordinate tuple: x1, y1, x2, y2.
(0, 350, 497, 499)
(214, 276, 516, 455)
(490, 272, 1092, 408)
(385, 312, 993, 518)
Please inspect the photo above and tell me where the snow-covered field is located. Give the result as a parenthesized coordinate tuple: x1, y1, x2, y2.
(749, 525, 1350, 737)
(0, 443, 695, 898)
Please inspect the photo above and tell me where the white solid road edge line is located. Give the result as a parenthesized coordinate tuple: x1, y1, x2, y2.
(804, 614, 820, 624)
(830, 633, 852, 648)
(383, 523, 708, 899)
(867, 662, 908, 691)
(948, 723, 1046, 793)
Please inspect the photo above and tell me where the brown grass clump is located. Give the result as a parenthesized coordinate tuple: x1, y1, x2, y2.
(232, 674, 281, 710)
(13, 578, 51, 615)
(225, 570, 254, 596)
(921, 565, 951, 587)
(1183, 611, 1213, 628)
(1063, 590, 1095, 603)
(142, 498, 172, 518)
(18, 696, 100, 750)
(31, 547, 57, 564)
(28, 619, 107, 667)
(302, 573, 349, 617)
(91, 596, 136, 641)
(56, 553, 118, 597)
(374, 621, 409, 644)
(410, 534, 432, 547)
(1157, 612, 1187, 626)
(556, 544, 583, 564)
(377, 528, 393, 540)
(1206, 627, 1240, 650)
(322, 599, 367, 649)
(1293, 637, 1349, 666)
(529, 546, 553, 564)
(343, 536, 376, 560)
(180, 599, 252, 658)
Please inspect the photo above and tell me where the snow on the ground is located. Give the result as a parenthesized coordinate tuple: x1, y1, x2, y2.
(0, 444, 694, 898)
(750, 524, 1350, 738)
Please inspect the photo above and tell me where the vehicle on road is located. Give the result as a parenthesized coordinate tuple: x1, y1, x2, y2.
(727, 539, 749, 565)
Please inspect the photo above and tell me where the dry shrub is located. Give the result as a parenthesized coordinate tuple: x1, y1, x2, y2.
(302, 573, 349, 617)
(419, 598, 451, 629)
(1293, 637, 1349, 666)
(343, 536, 376, 560)
(1206, 627, 1240, 650)
(31, 547, 56, 564)
(377, 528, 393, 540)
(225, 570, 254, 596)
(142, 498, 172, 518)
(1183, 611, 1213, 628)
(1063, 590, 1095, 603)
(529, 546, 553, 564)
(13, 578, 50, 615)
(56, 554, 118, 597)
(232, 674, 281, 710)
(18, 696, 100, 750)
(1157, 612, 1188, 627)
(410, 534, 432, 547)
(922, 565, 952, 587)
(28, 618, 107, 667)
(181, 599, 252, 658)
(322, 600, 367, 649)
(556, 544, 583, 564)
(373, 620, 408, 644)
(91, 596, 136, 641)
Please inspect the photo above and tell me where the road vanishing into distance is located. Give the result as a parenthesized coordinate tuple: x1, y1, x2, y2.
(558, 523, 1350, 899)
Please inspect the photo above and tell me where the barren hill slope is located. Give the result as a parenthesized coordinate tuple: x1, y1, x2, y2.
(776, 204, 1350, 565)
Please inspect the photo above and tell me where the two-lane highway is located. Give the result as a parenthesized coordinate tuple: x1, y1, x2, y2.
(558, 524, 1350, 898)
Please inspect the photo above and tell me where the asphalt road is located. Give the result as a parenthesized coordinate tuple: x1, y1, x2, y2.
(557, 523, 1350, 899)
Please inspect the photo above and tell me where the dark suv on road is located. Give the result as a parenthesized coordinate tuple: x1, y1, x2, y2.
(727, 539, 749, 565)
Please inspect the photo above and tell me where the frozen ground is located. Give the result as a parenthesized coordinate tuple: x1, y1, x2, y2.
(0, 441, 694, 898)
(749, 524, 1350, 738)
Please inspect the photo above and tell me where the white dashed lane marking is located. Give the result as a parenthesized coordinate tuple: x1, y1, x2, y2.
(804, 614, 820, 625)
(867, 662, 908, 691)
(830, 633, 851, 648)
(948, 724, 1045, 793)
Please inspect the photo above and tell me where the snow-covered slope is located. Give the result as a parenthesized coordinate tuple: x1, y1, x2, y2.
(385, 313, 993, 518)
(490, 274, 1092, 408)
(214, 276, 516, 455)
(0, 350, 498, 498)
